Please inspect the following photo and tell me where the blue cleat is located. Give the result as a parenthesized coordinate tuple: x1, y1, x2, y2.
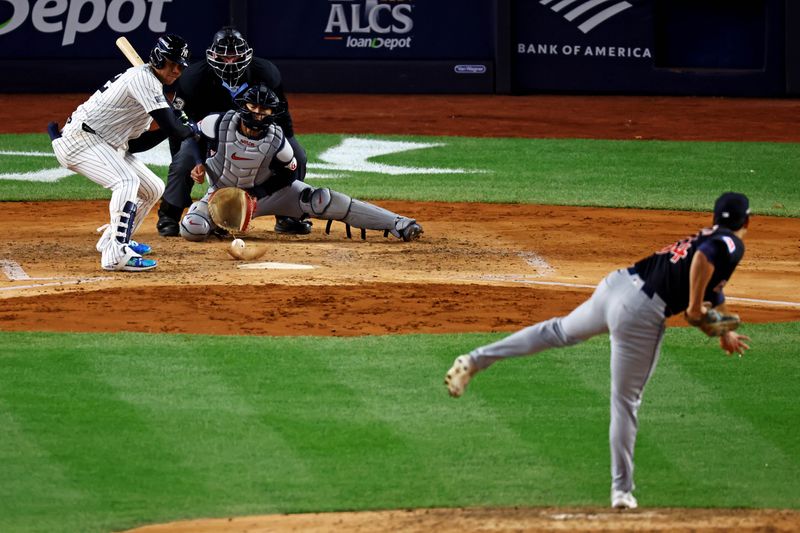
(120, 257, 157, 272)
(129, 240, 152, 255)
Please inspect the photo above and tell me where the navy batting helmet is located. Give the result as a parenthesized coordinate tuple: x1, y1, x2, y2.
(234, 83, 286, 135)
(206, 27, 253, 86)
(149, 34, 190, 69)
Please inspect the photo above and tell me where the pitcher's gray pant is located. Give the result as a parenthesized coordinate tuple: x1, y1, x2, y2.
(469, 268, 666, 493)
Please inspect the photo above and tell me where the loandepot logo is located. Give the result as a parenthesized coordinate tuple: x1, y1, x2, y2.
(539, 0, 633, 34)
(0, 0, 171, 46)
(0, 138, 483, 183)
(324, 0, 414, 50)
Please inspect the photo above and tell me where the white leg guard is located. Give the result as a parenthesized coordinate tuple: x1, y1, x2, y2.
(123, 152, 165, 237)
(299, 188, 423, 241)
(180, 199, 216, 242)
(100, 201, 141, 270)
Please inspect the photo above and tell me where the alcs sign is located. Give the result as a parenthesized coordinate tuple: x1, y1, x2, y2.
(0, 0, 171, 46)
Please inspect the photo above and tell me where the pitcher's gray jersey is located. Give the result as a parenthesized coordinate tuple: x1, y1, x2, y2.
(200, 111, 295, 192)
(64, 65, 170, 150)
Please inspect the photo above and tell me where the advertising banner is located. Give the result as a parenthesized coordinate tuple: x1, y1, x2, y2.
(248, 0, 494, 60)
(513, 0, 785, 96)
(0, 0, 226, 60)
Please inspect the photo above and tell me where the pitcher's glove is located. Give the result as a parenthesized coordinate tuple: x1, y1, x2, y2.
(685, 308, 741, 337)
(207, 187, 257, 234)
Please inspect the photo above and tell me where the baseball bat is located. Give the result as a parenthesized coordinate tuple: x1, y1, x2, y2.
(115, 36, 144, 66)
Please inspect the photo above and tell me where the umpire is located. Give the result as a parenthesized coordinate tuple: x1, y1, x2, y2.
(156, 26, 311, 236)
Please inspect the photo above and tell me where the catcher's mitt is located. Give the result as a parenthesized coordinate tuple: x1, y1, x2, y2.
(207, 187, 257, 233)
(685, 308, 741, 337)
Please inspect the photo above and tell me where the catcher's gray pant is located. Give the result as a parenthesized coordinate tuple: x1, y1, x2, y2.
(52, 129, 164, 269)
(468, 268, 667, 493)
(181, 180, 415, 241)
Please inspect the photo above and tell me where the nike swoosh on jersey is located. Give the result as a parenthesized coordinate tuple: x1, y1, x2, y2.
(231, 153, 253, 161)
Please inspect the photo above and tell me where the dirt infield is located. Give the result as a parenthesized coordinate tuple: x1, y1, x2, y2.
(2, 94, 799, 532)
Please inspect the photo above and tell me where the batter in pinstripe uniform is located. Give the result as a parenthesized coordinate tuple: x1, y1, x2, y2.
(445, 192, 752, 509)
(50, 34, 197, 271)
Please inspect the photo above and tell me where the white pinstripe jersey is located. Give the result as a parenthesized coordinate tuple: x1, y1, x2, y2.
(66, 65, 170, 149)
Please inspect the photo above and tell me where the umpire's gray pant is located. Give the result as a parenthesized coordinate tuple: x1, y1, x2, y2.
(469, 268, 667, 493)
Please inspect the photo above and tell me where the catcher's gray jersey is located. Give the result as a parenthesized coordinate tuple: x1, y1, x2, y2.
(200, 111, 293, 191)
(180, 110, 422, 242)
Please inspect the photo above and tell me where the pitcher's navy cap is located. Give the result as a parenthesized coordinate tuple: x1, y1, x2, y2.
(714, 192, 750, 230)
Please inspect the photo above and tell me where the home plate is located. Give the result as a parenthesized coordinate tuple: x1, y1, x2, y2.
(237, 262, 315, 270)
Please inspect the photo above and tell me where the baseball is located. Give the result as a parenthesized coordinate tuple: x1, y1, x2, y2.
(231, 238, 246, 251)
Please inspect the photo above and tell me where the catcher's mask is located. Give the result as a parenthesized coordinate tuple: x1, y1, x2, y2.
(206, 27, 253, 86)
(149, 34, 190, 69)
(234, 83, 286, 136)
(713, 192, 750, 230)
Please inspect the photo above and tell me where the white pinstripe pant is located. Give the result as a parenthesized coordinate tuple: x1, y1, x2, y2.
(52, 129, 165, 269)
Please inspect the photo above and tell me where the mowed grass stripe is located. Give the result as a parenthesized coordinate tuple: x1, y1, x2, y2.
(0, 398, 90, 533)
(645, 328, 800, 508)
(667, 325, 800, 460)
(462, 343, 614, 506)
(199, 337, 390, 513)
(317, 335, 567, 509)
(88, 340, 331, 522)
(1, 327, 799, 533)
(644, 358, 788, 507)
(1, 133, 798, 217)
(0, 338, 205, 533)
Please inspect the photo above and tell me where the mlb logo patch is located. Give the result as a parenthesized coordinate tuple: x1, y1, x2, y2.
(722, 236, 736, 253)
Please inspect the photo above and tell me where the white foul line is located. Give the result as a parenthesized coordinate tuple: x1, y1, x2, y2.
(726, 296, 800, 307)
(1, 260, 109, 291)
(1, 260, 32, 280)
(474, 276, 800, 308)
(0, 278, 109, 292)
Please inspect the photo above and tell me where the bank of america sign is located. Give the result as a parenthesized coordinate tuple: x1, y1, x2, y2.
(540, 0, 633, 33)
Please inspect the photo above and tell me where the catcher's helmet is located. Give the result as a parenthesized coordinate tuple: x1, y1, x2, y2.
(149, 34, 190, 69)
(206, 27, 253, 86)
(235, 82, 286, 135)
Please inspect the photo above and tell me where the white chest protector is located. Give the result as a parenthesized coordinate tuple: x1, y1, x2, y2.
(204, 111, 284, 190)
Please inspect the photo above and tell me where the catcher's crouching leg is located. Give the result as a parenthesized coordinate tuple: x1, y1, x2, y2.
(299, 187, 423, 241)
(179, 200, 215, 242)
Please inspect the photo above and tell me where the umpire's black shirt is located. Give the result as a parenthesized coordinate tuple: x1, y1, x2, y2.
(172, 57, 295, 138)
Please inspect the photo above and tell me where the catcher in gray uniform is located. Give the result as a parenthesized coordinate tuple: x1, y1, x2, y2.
(179, 83, 423, 242)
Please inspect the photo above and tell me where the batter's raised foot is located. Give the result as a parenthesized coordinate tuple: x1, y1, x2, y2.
(445, 355, 477, 398)
(611, 489, 638, 509)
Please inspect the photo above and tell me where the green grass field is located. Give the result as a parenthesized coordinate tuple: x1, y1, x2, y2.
(1, 132, 799, 216)
(1, 132, 799, 532)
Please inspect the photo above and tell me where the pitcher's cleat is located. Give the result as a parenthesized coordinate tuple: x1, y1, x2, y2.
(445, 355, 477, 398)
(611, 490, 638, 510)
